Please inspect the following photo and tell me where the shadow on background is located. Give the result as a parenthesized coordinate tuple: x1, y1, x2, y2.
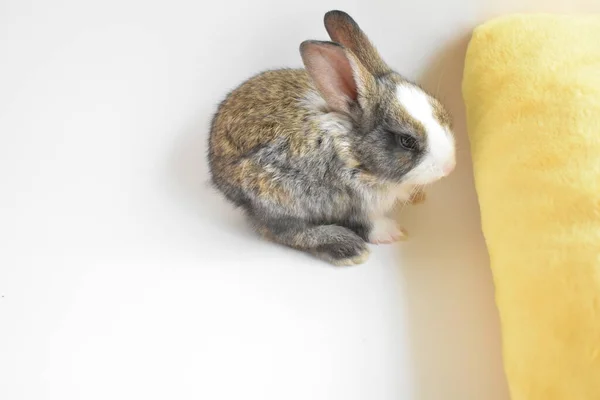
(395, 33, 510, 400)
(166, 111, 257, 240)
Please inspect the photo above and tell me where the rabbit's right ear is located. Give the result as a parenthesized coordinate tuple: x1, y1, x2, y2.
(300, 40, 374, 115)
(324, 10, 391, 77)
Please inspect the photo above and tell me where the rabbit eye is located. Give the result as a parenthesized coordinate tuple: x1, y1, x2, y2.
(396, 133, 417, 150)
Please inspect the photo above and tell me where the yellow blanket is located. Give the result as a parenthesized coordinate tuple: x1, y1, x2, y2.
(462, 14, 600, 400)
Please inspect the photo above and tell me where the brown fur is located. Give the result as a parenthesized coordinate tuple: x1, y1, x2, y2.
(431, 97, 453, 127)
(210, 69, 318, 202)
(210, 69, 315, 158)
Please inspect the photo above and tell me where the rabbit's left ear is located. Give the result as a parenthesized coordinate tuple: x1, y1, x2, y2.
(300, 40, 374, 115)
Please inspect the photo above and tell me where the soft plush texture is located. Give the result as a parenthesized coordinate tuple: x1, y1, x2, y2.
(462, 14, 600, 400)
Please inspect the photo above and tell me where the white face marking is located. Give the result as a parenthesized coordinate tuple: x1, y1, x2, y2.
(396, 85, 456, 184)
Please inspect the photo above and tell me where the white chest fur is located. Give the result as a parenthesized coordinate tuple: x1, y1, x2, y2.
(358, 182, 414, 244)
(362, 182, 414, 218)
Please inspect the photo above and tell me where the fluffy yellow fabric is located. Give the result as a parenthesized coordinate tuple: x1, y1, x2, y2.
(462, 14, 600, 400)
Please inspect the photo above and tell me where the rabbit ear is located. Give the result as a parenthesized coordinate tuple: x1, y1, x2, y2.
(300, 40, 373, 115)
(324, 10, 390, 77)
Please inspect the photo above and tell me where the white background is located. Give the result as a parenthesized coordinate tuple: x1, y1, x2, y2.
(0, 0, 522, 399)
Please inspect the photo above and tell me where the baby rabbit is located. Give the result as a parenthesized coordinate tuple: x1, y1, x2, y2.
(208, 10, 455, 265)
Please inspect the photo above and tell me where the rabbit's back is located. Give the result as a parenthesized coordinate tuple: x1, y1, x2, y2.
(209, 69, 315, 163)
(208, 68, 355, 216)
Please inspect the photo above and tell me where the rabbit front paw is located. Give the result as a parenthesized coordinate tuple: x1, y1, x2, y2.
(368, 218, 407, 244)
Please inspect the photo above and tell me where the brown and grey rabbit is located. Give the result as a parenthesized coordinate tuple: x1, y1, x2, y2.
(208, 10, 456, 265)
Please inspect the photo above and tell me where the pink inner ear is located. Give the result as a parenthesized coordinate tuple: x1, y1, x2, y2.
(302, 43, 359, 113)
(321, 47, 358, 102)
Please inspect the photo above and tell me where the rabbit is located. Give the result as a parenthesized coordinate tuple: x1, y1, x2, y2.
(208, 10, 456, 266)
